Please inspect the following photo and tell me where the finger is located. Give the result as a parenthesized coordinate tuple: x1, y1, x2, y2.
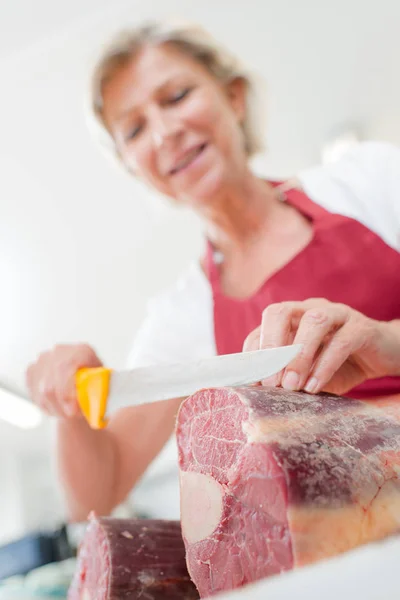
(37, 378, 60, 416)
(260, 302, 303, 386)
(62, 385, 80, 417)
(260, 302, 303, 348)
(54, 366, 79, 417)
(54, 349, 98, 418)
(303, 322, 364, 394)
(243, 326, 261, 352)
(281, 307, 345, 391)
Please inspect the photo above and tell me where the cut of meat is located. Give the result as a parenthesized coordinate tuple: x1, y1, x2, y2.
(176, 387, 400, 597)
(68, 515, 199, 600)
(215, 534, 400, 600)
(68, 516, 199, 600)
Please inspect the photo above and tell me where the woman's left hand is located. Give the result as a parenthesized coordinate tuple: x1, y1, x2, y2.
(243, 299, 400, 395)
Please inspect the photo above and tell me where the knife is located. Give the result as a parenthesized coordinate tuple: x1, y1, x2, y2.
(76, 344, 301, 429)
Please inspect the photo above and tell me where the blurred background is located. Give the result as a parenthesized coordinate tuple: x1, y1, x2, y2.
(0, 0, 399, 580)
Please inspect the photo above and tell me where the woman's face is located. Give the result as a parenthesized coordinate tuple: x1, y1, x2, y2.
(102, 44, 247, 208)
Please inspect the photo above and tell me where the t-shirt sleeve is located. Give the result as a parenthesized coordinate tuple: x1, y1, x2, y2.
(377, 142, 400, 237)
(298, 141, 400, 250)
(125, 265, 216, 369)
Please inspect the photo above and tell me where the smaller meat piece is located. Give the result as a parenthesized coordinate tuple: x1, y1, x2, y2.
(68, 514, 199, 600)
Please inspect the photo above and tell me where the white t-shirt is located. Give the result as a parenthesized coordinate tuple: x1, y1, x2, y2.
(126, 141, 400, 520)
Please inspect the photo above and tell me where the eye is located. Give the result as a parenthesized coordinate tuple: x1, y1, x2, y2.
(167, 87, 192, 105)
(124, 123, 143, 142)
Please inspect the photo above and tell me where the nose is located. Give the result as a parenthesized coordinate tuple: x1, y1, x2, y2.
(149, 108, 182, 148)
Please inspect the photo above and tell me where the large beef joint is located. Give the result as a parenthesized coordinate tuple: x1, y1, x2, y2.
(176, 387, 400, 596)
(68, 515, 199, 600)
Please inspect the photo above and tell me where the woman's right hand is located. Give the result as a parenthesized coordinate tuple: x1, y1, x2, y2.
(26, 344, 103, 419)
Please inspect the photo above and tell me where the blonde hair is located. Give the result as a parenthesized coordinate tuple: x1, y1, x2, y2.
(88, 19, 266, 169)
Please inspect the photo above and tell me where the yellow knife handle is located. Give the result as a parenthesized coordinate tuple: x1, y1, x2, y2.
(76, 367, 112, 429)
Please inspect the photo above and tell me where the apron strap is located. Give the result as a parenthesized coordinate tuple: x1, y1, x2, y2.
(278, 185, 330, 223)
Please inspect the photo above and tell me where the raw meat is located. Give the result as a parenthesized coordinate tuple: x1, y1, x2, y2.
(215, 534, 400, 600)
(68, 515, 199, 600)
(176, 387, 400, 597)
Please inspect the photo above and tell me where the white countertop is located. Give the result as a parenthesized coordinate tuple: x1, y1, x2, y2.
(218, 536, 400, 600)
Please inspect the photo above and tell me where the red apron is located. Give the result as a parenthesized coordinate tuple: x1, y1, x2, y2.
(205, 186, 400, 399)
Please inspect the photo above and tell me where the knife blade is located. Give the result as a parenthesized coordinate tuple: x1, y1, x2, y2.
(76, 344, 301, 429)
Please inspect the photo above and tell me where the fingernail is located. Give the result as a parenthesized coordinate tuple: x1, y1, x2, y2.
(282, 371, 300, 391)
(305, 377, 319, 394)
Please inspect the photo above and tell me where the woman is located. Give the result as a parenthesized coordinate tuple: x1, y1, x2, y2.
(26, 21, 400, 522)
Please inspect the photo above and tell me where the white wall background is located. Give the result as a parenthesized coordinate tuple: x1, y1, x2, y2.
(0, 0, 399, 544)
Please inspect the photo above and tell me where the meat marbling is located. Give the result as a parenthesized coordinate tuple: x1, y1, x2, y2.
(68, 515, 199, 600)
(176, 387, 400, 597)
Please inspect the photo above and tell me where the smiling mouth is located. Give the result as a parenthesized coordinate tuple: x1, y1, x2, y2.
(169, 143, 207, 176)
